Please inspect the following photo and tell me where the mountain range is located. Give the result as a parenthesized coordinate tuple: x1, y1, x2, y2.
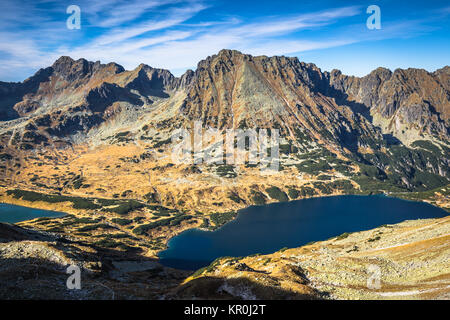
(0, 49, 449, 300)
(1, 49, 448, 146)
(0, 49, 448, 199)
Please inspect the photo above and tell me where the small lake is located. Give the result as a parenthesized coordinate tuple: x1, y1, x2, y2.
(158, 195, 448, 270)
(0, 203, 66, 224)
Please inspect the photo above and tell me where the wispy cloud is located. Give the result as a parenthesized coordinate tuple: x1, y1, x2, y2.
(93, 4, 206, 45)
(228, 7, 360, 37)
(63, 5, 364, 73)
(0, 0, 446, 81)
(93, 0, 179, 27)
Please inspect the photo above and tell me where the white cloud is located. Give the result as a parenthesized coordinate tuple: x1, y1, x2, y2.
(60, 5, 364, 73)
(0, 1, 442, 81)
(94, 0, 179, 27)
(93, 4, 206, 46)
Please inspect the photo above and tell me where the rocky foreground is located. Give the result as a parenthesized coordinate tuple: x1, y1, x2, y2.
(0, 222, 189, 299)
(1, 215, 448, 299)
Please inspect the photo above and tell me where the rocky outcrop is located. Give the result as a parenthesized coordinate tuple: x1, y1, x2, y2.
(327, 66, 450, 141)
(0, 222, 189, 299)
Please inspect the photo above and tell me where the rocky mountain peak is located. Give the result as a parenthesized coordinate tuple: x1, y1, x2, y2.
(118, 63, 176, 96)
(51, 56, 125, 82)
(0, 49, 448, 152)
(0, 50, 448, 204)
(52, 55, 75, 67)
(178, 69, 195, 89)
(51, 56, 91, 81)
(368, 67, 393, 80)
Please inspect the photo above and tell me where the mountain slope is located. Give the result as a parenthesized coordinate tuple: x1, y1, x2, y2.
(327, 66, 450, 143)
(0, 49, 448, 213)
(0, 50, 448, 300)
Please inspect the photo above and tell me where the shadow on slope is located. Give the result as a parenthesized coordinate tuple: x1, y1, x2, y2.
(172, 276, 323, 300)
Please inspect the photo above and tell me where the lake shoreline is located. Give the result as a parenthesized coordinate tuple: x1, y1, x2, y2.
(0, 203, 66, 224)
(1, 188, 448, 270)
(158, 194, 449, 270)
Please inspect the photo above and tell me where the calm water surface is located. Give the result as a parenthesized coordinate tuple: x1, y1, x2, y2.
(0, 203, 66, 224)
(158, 195, 448, 270)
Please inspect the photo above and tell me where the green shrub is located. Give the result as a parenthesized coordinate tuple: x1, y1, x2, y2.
(328, 180, 355, 192)
(266, 186, 289, 202)
(251, 190, 267, 205)
(367, 236, 381, 242)
(191, 257, 226, 277)
(287, 188, 300, 199)
(295, 160, 332, 174)
(94, 239, 119, 248)
(103, 200, 144, 215)
(71, 198, 101, 210)
(151, 206, 173, 217)
(358, 164, 387, 180)
(153, 138, 172, 148)
(312, 182, 332, 194)
(133, 214, 193, 235)
(228, 191, 244, 204)
(111, 218, 133, 225)
(72, 176, 84, 189)
(0, 153, 13, 161)
(199, 218, 210, 228)
(317, 174, 332, 181)
(209, 212, 237, 229)
(279, 144, 298, 155)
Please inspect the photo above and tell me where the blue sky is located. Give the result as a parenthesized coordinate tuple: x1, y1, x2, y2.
(0, 0, 449, 81)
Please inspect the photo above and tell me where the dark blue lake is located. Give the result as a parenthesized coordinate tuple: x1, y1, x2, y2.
(158, 195, 448, 270)
(0, 203, 66, 224)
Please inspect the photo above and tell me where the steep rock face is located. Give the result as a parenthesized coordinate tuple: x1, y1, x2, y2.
(327, 67, 450, 141)
(113, 64, 177, 98)
(181, 49, 383, 152)
(434, 66, 450, 92)
(9, 57, 126, 119)
(0, 82, 22, 120)
(0, 50, 448, 212)
(0, 66, 55, 120)
(0, 50, 448, 168)
(0, 57, 181, 144)
(177, 69, 195, 90)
